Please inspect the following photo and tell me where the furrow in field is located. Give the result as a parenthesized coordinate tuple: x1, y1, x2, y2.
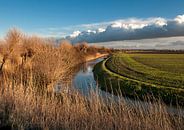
(105, 54, 184, 88)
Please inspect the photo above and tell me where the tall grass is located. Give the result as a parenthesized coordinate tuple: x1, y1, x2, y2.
(1, 74, 184, 130)
(0, 29, 183, 129)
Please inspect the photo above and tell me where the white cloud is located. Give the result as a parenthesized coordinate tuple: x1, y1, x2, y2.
(70, 31, 81, 38)
(34, 14, 184, 42)
(111, 22, 122, 28)
(66, 14, 184, 43)
(174, 14, 184, 24)
(97, 28, 105, 33)
(154, 18, 167, 26)
(86, 30, 96, 33)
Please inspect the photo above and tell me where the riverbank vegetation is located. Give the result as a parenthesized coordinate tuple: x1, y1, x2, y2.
(0, 29, 184, 129)
(93, 53, 184, 105)
(0, 29, 110, 87)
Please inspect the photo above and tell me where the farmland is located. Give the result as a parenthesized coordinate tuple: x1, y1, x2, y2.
(93, 52, 184, 105)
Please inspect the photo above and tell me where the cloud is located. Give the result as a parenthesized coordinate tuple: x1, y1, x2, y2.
(35, 21, 113, 38)
(34, 28, 68, 38)
(66, 14, 184, 43)
(97, 28, 105, 33)
(70, 31, 81, 38)
(91, 36, 184, 50)
(171, 41, 184, 46)
(174, 14, 184, 24)
(155, 40, 184, 47)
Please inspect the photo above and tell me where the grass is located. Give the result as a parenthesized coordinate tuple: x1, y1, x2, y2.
(106, 54, 184, 88)
(132, 54, 184, 74)
(1, 76, 184, 130)
(93, 52, 184, 105)
(0, 29, 184, 129)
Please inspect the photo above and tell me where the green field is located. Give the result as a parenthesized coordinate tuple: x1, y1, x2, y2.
(93, 53, 184, 105)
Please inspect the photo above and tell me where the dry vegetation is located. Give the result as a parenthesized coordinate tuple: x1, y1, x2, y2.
(1, 80, 184, 130)
(0, 29, 183, 130)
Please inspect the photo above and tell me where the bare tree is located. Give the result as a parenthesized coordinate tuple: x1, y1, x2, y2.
(0, 29, 23, 73)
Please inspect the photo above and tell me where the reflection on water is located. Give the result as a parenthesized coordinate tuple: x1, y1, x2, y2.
(55, 58, 104, 94)
(73, 58, 103, 95)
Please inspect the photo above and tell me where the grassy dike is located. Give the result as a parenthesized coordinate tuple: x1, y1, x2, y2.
(93, 55, 184, 106)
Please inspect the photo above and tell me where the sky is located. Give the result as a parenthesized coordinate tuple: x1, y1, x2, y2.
(0, 0, 184, 39)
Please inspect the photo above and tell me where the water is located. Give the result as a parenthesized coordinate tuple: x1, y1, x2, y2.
(54, 58, 105, 95)
(55, 57, 184, 116)
(73, 58, 103, 95)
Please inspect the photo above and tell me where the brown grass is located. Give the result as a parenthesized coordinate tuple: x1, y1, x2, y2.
(0, 75, 184, 130)
(0, 29, 183, 130)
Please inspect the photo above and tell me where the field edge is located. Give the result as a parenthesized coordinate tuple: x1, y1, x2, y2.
(93, 54, 184, 106)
